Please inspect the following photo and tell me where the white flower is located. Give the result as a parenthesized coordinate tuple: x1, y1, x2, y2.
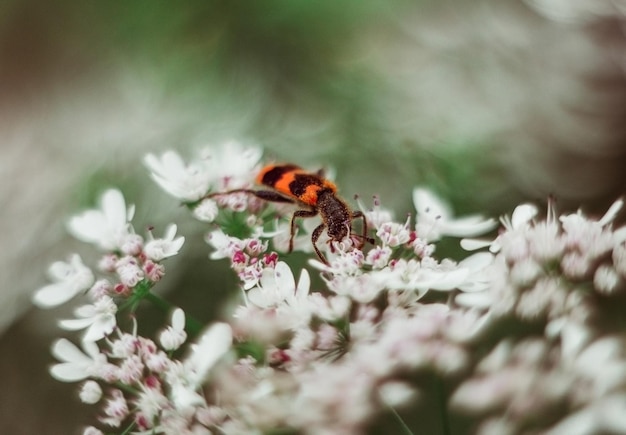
(58, 296, 117, 342)
(165, 322, 232, 413)
(247, 262, 312, 326)
(67, 189, 135, 251)
(376, 217, 411, 247)
(115, 256, 144, 287)
(202, 140, 262, 190)
(192, 198, 219, 222)
(413, 187, 496, 242)
(100, 389, 129, 428)
(144, 150, 212, 201)
(144, 224, 185, 261)
(79, 380, 103, 404)
(560, 198, 625, 258)
(455, 252, 495, 293)
(461, 203, 538, 253)
(159, 308, 188, 351)
(33, 254, 95, 308)
(206, 228, 245, 260)
(378, 381, 416, 407)
(49, 338, 107, 382)
(376, 258, 470, 297)
(326, 273, 386, 304)
(594, 265, 621, 295)
(134, 383, 169, 425)
(183, 322, 233, 388)
(365, 246, 393, 269)
(545, 395, 626, 435)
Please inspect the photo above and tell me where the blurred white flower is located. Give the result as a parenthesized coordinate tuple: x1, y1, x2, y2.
(413, 187, 496, 242)
(100, 389, 129, 428)
(32, 254, 95, 308)
(79, 380, 103, 404)
(183, 322, 233, 388)
(202, 140, 262, 190)
(49, 338, 108, 382)
(165, 322, 232, 414)
(159, 308, 187, 351)
(545, 395, 626, 435)
(376, 217, 411, 247)
(67, 189, 135, 251)
(144, 150, 212, 202)
(560, 198, 626, 259)
(192, 198, 219, 222)
(206, 228, 244, 260)
(58, 295, 117, 342)
(144, 224, 185, 261)
(115, 255, 144, 287)
(455, 252, 495, 293)
(375, 258, 470, 297)
(461, 203, 538, 253)
(247, 262, 312, 326)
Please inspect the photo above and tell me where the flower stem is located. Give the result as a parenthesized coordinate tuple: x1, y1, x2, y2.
(387, 404, 414, 435)
(436, 376, 451, 435)
(143, 291, 204, 336)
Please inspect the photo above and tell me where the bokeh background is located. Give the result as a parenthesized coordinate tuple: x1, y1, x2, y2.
(1, 1, 626, 433)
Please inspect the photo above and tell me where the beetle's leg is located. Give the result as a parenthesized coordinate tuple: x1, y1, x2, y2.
(206, 189, 294, 204)
(351, 210, 374, 248)
(310, 222, 328, 264)
(290, 209, 318, 252)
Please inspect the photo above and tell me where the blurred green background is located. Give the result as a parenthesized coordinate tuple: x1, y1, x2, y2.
(1, 0, 626, 433)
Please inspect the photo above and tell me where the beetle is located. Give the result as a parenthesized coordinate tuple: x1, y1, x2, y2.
(208, 163, 371, 264)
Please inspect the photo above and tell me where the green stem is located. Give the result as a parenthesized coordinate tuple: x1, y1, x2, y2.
(437, 376, 451, 435)
(143, 291, 204, 336)
(142, 291, 171, 313)
(119, 421, 137, 435)
(387, 404, 414, 435)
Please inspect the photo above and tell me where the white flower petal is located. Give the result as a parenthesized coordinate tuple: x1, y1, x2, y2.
(33, 283, 79, 308)
(101, 189, 127, 229)
(67, 189, 132, 250)
(52, 338, 91, 363)
(413, 187, 452, 220)
(171, 308, 186, 332)
(599, 198, 624, 226)
(50, 363, 90, 382)
(440, 216, 497, 238)
(459, 252, 494, 271)
(511, 204, 538, 229)
(59, 318, 94, 331)
(460, 238, 493, 251)
(83, 316, 116, 342)
(296, 268, 311, 300)
(185, 322, 232, 387)
(144, 151, 212, 201)
(423, 267, 470, 291)
(144, 224, 185, 261)
(274, 262, 295, 299)
(455, 292, 493, 309)
(33, 255, 94, 308)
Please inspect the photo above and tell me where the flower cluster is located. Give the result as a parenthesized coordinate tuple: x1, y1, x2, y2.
(34, 141, 626, 434)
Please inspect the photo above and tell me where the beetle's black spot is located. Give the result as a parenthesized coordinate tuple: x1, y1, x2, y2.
(290, 174, 324, 196)
(261, 164, 299, 187)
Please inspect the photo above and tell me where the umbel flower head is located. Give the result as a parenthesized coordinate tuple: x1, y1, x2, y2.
(32, 141, 626, 435)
